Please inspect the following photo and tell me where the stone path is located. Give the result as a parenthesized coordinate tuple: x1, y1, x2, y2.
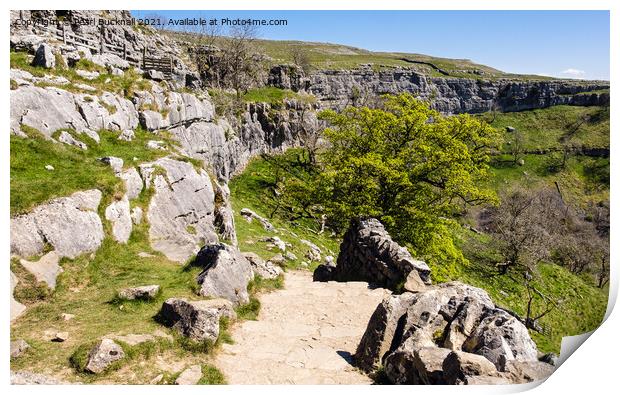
(214, 270, 391, 384)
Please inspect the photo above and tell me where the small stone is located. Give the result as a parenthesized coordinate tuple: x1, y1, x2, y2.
(118, 285, 160, 301)
(10, 339, 30, 358)
(99, 156, 124, 174)
(138, 252, 155, 258)
(268, 253, 286, 266)
(175, 365, 202, 385)
(45, 164, 54, 171)
(118, 129, 135, 141)
(284, 252, 298, 261)
(146, 140, 166, 150)
(58, 130, 87, 150)
(52, 332, 69, 342)
(61, 313, 75, 321)
(517, 158, 525, 166)
(403, 270, 426, 293)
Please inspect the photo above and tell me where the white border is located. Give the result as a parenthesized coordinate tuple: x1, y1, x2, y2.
(2, 1, 616, 394)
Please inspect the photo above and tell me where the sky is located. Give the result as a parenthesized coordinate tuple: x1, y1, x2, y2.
(131, 10, 610, 80)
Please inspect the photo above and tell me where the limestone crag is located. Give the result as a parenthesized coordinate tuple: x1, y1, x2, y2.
(305, 67, 609, 114)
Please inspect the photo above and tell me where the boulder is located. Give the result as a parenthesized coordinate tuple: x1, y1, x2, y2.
(10, 272, 26, 322)
(140, 158, 218, 263)
(105, 195, 132, 243)
(32, 43, 55, 68)
(10, 339, 30, 358)
(85, 339, 125, 374)
(10, 189, 104, 259)
(213, 182, 237, 245)
(118, 285, 160, 301)
(263, 236, 286, 252)
(442, 351, 499, 385)
(91, 53, 129, 69)
(175, 365, 202, 385)
(158, 297, 236, 342)
(356, 281, 543, 384)
(243, 252, 283, 279)
(139, 110, 168, 131)
(194, 243, 254, 305)
(301, 239, 322, 262)
(322, 218, 431, 290)
(19, 250, 63, 289)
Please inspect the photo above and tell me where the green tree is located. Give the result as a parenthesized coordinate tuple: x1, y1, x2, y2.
(309, 93, 501, 271)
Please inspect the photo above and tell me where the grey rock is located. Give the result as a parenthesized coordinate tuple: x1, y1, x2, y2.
(240, 208, 276, 232)
(118, 285, 160, 301)
(463, 309, 538, 370)
(75, 69, 100, 80)
(263, 236, 286, 252)
(146, 140, 166, 150)
(141, 158, 218, 262)
(119, 167, 143, 200)
(99, 156, 124, 174)
(131, 207, 143, 225)
(175, 365, 202, 385)
(403, 270, 426, 293)
(539, 352, 559, 366)
(91, 53, 129, 69)
(355, 292, 418, 372)
(503, 360, 555, 383)
(312, 261, 336, 282)
(85, 339, 125, 374)
(58, 130, 87, 150)
(195, 243, 254, 305)
(52, 332, 69, 342)
(61, 313, 76, 321)
(243, 252, 283, 279)
(105, 195, 132, 243)
(213, 182, 237, 245)
(32, 43, 55, 68)
(506, 126, 516, 133)
(159, 297, 236, 342)
(19, 250, 63, 289)
(45, 164, 54, 171)
(167, 92, 214, 125)
(320, 218, 431, 289)
(442, 351, 499, 385)
(118, 129, 135, 141)
(139, 110, 168, 131)
(301, 239, 322, 262)
(10, 190, 104, 259)
(10, 370, 72, 384)
(10, 339, 30, 358)
(285, 252, 298, 261)
(384, 344, 451, 384)
(10, 272, 26, 322)
(145, 69, 165, 81)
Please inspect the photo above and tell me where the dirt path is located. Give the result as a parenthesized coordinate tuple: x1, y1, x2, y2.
(215, 270, 391, 384)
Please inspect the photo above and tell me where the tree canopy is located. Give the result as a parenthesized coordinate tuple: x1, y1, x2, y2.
(306, 94, 501, 269)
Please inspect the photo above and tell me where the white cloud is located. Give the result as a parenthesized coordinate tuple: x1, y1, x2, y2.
(560, 68, 586, 77)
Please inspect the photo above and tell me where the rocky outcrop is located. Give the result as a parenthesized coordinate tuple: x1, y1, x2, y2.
(194, 243, 254, 305)
(10, 189, 104, 259)
(140, 158, 218, 263)
(158, 297, 236, 342)
(307, 67, 609, 114)
(314, 218, 431, 290)
(355, 282, 550, 384)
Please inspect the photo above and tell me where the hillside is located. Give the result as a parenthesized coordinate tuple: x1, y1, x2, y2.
(9, 9, 609, 386)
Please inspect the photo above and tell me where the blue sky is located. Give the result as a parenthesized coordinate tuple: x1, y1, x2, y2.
(131, 10, 610, 80)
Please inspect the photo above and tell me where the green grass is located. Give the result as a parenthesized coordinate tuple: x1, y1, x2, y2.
(229, 150, 341, 270)
(242, 86, 299, 105)
(198, 364, 227, 384)
(482, 105, 610, 151)
(10, 126, 177, 215)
